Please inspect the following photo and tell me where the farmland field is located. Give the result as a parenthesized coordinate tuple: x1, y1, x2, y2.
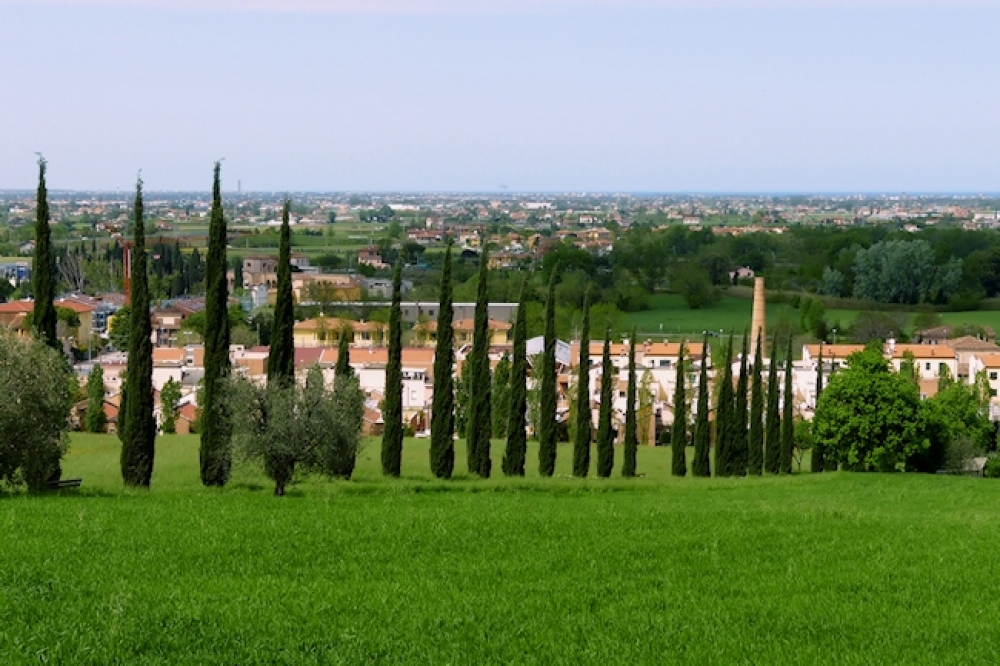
(2, 435, 999, 663)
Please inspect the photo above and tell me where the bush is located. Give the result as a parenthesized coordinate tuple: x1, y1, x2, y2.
(984, 456, 1000, 479)
(0, 332, 72, 491)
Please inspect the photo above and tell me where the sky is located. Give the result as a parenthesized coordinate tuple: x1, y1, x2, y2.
(2, 0, 999, 193)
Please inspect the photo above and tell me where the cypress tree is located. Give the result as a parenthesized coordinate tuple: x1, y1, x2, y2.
(120, 176, 156, 487)
(429, 241, 455, 479)
(572, 295, 592, 477)
(335, 327, 353, 380)
(538, 273, 558, 477)
(32, 156, 58, 350)
(622, 329, 639, 478)
(85, 364, 108, 433)
(502, 282, 528, 477)
(747, 331, 765, 475)
(692, 335, 711, 477)
(200, 162, 232, 486)
(466, 248, 493, 477)
(267, 198, 294, 381)
(821, 347, 837, 472)
(780, 335, 794, 474)
(811, 344, 826, 473)
(730, 333, 750, 477)
(714, 334, 734, 477)
(764, 332, 782, 474)
(671, 340, 687, 477)
(492, 354, 511, 439)
(381, 260, 404, 477)
(596, 327, 614, 478)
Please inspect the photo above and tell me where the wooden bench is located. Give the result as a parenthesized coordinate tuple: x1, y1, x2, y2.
(45, 478, 82, 490)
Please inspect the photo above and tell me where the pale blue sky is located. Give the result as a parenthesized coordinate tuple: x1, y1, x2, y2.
(2, 1, 999, 192)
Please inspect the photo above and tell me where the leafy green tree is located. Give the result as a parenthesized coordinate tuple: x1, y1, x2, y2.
(714, 334, 734, 477)
(32, 157, 58, 350)
(780, 337, 794, 474)
(160, 377, 182, 435)
(671, 341, 687, 477)
(381, 261, 404, 477)
(813, 345, 926, 472)
(120, 177, 156, 488)
(692, 335, 711, 477)
(200, 162, 233, 487)
(764, 333, 781, 474)
(811, 345, 827, 472)
(492, 354, 511, 440)
(466, 248, 493, 478)
(596, 328, 614, 478)
(0, 332, 71, 491)
(730, 334, 749, 477)
(572, 295, 592, 477)
(430, 241, 455, 478)
(502, 284, 529, 477)
(622, 330, 639, 477)
(912, 382, 993, 473)
(747, 332, 764, 475)
(85, 364, 107, 433)
(538, 273, 558, 477)
(267, 199, 294, 381)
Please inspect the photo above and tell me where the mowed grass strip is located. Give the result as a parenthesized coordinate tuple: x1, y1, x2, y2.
(2, 436, 999, 664)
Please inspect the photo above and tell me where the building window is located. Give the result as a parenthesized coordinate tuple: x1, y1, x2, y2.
(990, 372, 998, 381)
(925, 363, 931, 371)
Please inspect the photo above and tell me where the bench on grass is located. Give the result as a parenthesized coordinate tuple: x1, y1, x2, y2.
(46, 478, 82, 490)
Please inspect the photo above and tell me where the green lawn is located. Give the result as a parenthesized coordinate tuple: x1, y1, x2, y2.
(2, 435, 999, 663)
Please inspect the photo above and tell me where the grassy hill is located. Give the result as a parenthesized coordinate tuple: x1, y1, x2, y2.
(2, 435, 998, 663)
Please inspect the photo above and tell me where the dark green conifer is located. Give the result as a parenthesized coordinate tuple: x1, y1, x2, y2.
(572, 295, 592, 477)
(811, 344, 826, 473)
(731, 333, 750, 476)
(32, 156, 57, 350)
(714, 334, 734, 477)
(267, 199, 294, 382)
(538, 273, 558, 477)
(86, 364, 108, 434)
(622, 329, 639, 478)
(200, 162, 232, 486)
(596, 328, 615, 478)
(466, 248, 492, 477)
(120, 176, 156, 487)
(780, 335, 794, 474)
(821, 347, 837, 472)
(764, 332, 781, 474)
(671, 340, 687, 477)
(335, 327, 353, 380)
(747, 331, 765, 475)
(430, 241, 455, 478)
(381, 260, 404, 477)
(502, 282, 529, 476)
(692, 335, 711, 477)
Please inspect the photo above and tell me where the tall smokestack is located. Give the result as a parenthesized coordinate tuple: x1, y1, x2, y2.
(751, 276, 766, 357)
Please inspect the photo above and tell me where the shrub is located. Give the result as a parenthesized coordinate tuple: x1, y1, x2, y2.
(984, 456, 1000, 479)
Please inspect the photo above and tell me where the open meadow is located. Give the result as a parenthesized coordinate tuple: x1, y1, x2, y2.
(2, 434, 1000, 663)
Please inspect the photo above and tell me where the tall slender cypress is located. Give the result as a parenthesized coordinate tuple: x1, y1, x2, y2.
(811, 344, 826, 473)
(596, 328, 614, 478)
(502, 281, 528, 476)
(466, 248, 493, 477)
(572, 296, 592, 477)
(821, 347, 837, 472)
(199, 162, 232, 487)
(32, 156, 57, 350)
(267, 199, 294, 382)
(622, 329, 639, 478)
(120, 176, 156, 487)
(747, 331, 765, 475)
(538, 273, 558, 477)
(381, 260, 404, 477)
(335, 328, 353, 380)
(671, 340, 687, 477)
(714, 334, 734, 477)
(764, 332, 781, 474)
(780, 335, 794, 474)
(430, 241, 455, 478)
(730, 333, 750, 477)
(692, 335, 711, 477)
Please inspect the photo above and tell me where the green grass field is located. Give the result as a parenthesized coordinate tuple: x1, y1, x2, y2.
(3, 435, 1000, 663)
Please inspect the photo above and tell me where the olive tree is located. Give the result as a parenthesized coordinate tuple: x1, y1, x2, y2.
(0, 332, 71, 491)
